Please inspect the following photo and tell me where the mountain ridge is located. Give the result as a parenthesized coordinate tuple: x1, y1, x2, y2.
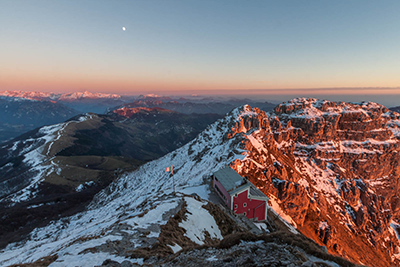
(1, 99, 398, 266)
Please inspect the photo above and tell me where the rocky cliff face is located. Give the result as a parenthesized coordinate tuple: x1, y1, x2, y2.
(228, 99, 400, 266)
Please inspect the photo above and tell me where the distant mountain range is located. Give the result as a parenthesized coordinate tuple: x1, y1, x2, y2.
(0, 90, 121, 101)
(0, 90, 277, 143)
(110, 99, 276, 115)
(0, 90, 129, 114)
(0, 90, 277, 114)
(0, 96, 80, 142)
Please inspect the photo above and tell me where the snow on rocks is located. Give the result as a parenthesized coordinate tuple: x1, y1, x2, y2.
(268, 195, 298, 233)
(227, 99, 400, 266)
(0, 123, 65, 203)
(0, 113, 104, 204)
(125, 199, 179, 229)
(179, 197, 223, 245)
(160, 239, 344, 267)
(48, 236, 126, 267)
(167, 243, 182, 254)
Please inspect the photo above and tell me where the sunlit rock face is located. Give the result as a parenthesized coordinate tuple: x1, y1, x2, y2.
(228, 99, 400, 267)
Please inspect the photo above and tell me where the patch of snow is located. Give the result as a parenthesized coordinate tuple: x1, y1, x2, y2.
(319, 221, 329, 231)
(367, 176, 388, 187)
(254, 222, 269, 232)
(389, 221, 400, 260)
(247, 133, 269, 155)
(178, 184, 210, 200)
(268, 195, 298, 232)
(76, 181, 95, 192)
(298, 178, 309, 188)
(298, 158, 339, 205)
(125, 199, 179, 229)
(168, 243, 182, 253)
(206, 255, 218, 261)
(179, 197, 223, 245)
(76, 184, 85, 192)
(391, 221, 400, 243)
(49, 252, 130, 267)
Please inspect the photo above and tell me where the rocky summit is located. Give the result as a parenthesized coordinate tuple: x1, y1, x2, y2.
(229, 98, 400, 266)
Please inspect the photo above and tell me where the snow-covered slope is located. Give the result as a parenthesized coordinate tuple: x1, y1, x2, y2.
(0, 113, 103, 203)
(0, 107, 247, 266)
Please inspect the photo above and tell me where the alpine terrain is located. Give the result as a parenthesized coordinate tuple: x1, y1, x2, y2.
(0, 108, 221, 250)
(0, 98, 398, 266)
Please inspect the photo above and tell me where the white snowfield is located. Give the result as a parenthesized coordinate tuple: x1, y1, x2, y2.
(180, 197, 223, 245)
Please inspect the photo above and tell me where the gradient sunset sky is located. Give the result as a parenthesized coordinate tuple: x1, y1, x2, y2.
(1, 0, 400, 104)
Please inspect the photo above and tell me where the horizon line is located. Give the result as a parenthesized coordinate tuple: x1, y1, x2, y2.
(2, 86, 400, 96)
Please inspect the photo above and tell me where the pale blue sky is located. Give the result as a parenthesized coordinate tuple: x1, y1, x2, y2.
(1, 0, 400, 105)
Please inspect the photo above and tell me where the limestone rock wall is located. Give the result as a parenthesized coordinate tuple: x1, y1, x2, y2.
(228, 99, 400, 267)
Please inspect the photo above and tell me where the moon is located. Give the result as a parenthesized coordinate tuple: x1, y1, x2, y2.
(122, 27, 126, 31)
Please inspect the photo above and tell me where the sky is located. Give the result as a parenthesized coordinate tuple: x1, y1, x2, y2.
(1, 0, 400, 105)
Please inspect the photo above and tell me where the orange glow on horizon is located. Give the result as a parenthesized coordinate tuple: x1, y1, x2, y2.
(1, 71, 400, 96)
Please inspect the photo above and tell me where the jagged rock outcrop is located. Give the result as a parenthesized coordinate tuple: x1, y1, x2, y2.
(228, 98, 400, 267)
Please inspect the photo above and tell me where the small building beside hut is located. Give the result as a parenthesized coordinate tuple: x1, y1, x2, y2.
(212, 167, 269, 222)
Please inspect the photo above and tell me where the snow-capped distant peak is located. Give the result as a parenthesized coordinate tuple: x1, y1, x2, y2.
(0, 90, 121, 102)
(58, 91, 121, 100)
(0, 90, 60, 101)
